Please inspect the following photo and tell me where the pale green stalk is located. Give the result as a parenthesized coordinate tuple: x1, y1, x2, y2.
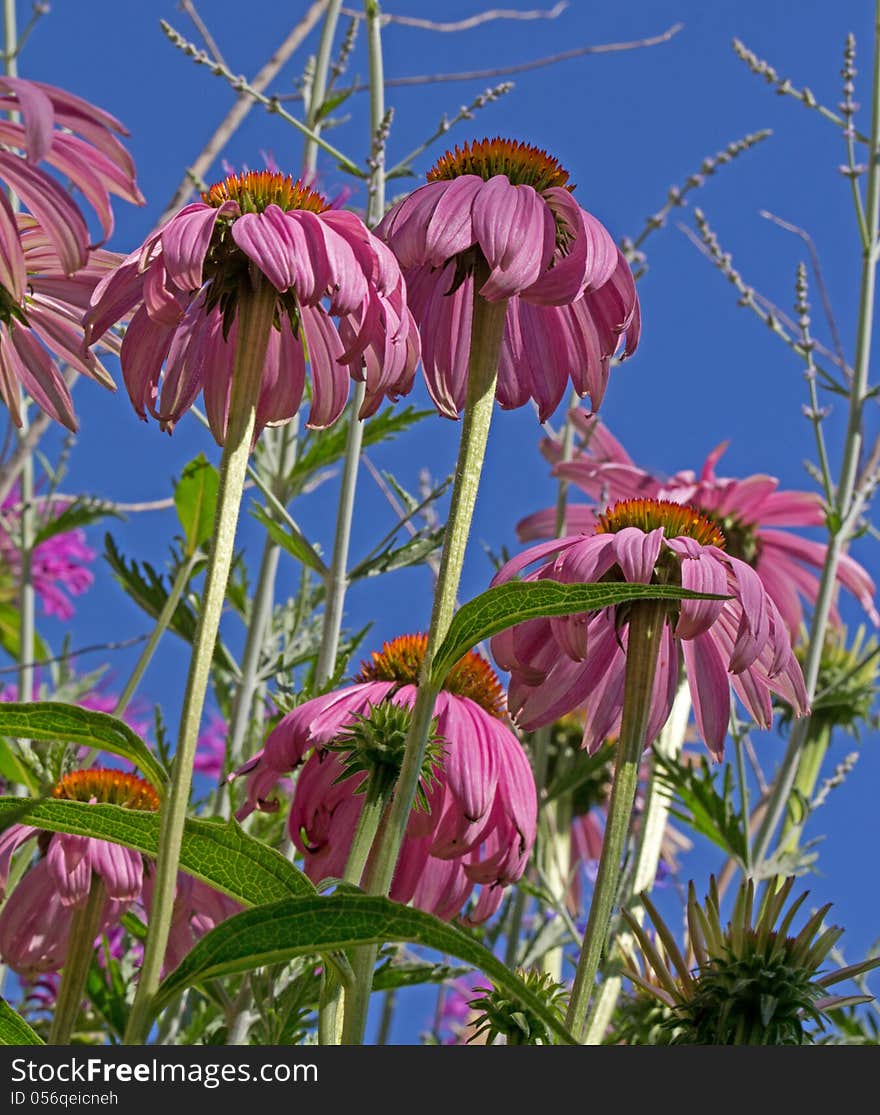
(319, 787, 390, 1045)
(315, 0, 385, 685)
(124, 282, 276, 1045)
(753, 1, 880, 867)
(114, 556, 198, 719)
(302, 0, 343, 175)
(582, 683, 692, 1044)
(77, 554, 198, 773)
(565, 600, 667, 1043)
(225, 419, 299, 777)
(342, 275, 509, 1045)
(777, 720, 833, 855)
(48, 879, 105, 1045)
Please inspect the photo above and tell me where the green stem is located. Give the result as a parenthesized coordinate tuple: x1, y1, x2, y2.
(116, 556, 198, 719)
(565, 600, 667, 1043)
(375, 989, 397, 1045)
(226, 420, 299, 776)
(78, 554, 198, 774)
(753, 1, 880, 868)
(581, 682, 691, 1044)
(48, 878, 105, 1045)
(320, 788, 389, 1046)
(778, 719, 832, 854)
(123, 281, 276, 1045)
(301, 0, 343, 175)
(314, 0, 386, 687)
(315, 381, 367, 685)
(733, 726, 752, 875)
(341, 275, 508, 1046)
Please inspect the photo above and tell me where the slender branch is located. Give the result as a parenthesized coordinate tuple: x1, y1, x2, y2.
(179, 0, 228, 68)
(158, 2, 333, 222)
(279, 21, 684, 102)
(751, 0, 880, 867)
(760, 210, 847, 371)
(732, 37, 870, 144)
(0, 634, 150, 676)
(0, 369, 79, 507)
(339, 2, 569, 31)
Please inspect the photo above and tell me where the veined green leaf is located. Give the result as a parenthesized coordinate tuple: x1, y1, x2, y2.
(152, 894, 576, 1044)
(431, 580, 730, 686)
(174, 454, 219, 556)
(0, 798, 313, 906)
(0, 703, 167, 792)
(250, 505, 327, 575)
(0, 998, 43, 1045)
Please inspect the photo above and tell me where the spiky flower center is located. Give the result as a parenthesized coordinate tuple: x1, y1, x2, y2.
(672, 931, 825, 1046)
(202, 171, 328, 214)
(52, 769, 159, 811)
(427, 138, 572, 193)
(328, 701, 445, 808)
(596, 498, 726, 549)
(354, 634, 506, 718)
(695, 509, 758, 565)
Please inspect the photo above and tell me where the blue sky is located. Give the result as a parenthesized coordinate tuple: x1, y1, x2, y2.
(8, 1, 878, 1038)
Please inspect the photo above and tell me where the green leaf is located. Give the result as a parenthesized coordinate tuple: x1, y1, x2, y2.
(0, 799, 314, 906)
(151, 894, 577, 1043)
(372, 957, 469, 992)
(653, 752, 748, 863)
(0, 735, 38, 791)
(31, 496, 120, 548)
(0, 600, 49, 662)
(349, 527, 444, 581)
(104, 534, 238, 677)
(0, 703, 167, 793)
(287, 405, 433, 493)
(174, 454, 219, 556)
(250, 505, 327, 575)
(316, 85, 354, 122)
(431, 580, 731, 686)
(0, 998, 43, 1045)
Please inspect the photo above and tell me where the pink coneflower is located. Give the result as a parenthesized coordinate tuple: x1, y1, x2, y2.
(377, 138, 640, 421)
(0, 484, 95, 619)
(230, 634, 537, 925)
(0, 769, 156, 977)
(84, 171, 420, 444)
(0, 214, 124, 430)
(0, 77, 143, 267)
(519, 412, 878, 635)
(491, 498, 809, 759)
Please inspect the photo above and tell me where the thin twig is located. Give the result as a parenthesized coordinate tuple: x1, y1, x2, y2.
(678, 219, 852, 381)
(179, 0, 228, 68)
(0, 634, 151, 675)
(0, 369, 80, 507)
(760, 210, 848, 372)
(339, 2, 569, 32)
(277, 21, 684, 95)
(159, 2, 331, 223)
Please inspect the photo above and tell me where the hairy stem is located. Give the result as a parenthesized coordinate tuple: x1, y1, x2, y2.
(48, 878, 106, 1045)
(123, 282, 276, 1045)
(565, 600, 666, 1042)
(341, 270, 508, 1045)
